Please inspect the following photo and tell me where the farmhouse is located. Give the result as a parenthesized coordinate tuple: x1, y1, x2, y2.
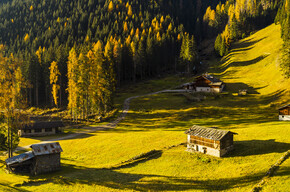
(185, 125, 237, 157)
(18, 121, 64, 137)
(5, 142, 63, 175)
(195, 74, 225, 93)
(279, 104, 290, 121)
(181, 82, 195, 90)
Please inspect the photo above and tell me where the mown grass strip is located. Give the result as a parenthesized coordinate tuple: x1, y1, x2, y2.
(104, 143, 185, 170)
(251, 150, 290, 192)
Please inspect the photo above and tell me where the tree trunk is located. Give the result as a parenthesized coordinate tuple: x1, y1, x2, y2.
(59, 81, 62, 108)
(7, 117, 10, 158)
(35, 81, 39, 106)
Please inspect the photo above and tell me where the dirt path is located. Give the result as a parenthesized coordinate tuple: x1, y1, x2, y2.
(16, 89, 187, 151)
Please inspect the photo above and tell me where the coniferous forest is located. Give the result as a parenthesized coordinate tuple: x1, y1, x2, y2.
(0, 0, 288, 115)
(1, 1, 290, 190)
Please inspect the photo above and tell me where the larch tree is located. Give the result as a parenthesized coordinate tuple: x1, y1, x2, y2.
(0, 46, 28, 158)
(49, 61, 61, 107)
(67, 47, 79, 122)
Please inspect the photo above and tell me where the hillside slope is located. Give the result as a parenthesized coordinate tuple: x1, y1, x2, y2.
(0, 24, 289, 192)
(212, 23, 290, 104)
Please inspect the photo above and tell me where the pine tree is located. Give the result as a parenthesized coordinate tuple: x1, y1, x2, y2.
(179, 34, 197, 74)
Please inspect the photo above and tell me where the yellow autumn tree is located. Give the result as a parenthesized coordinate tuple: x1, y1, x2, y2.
(0, 45, 28, 158)
(127, 5, 133, 17)
(24, 33, 29, 42)
(67, 48, 79, 121)
(123, 21, 128, 33)
(49, 61, 61, 107)
(108, 1, 114, 12)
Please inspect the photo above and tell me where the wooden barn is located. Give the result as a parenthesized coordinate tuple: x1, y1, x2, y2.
(279, 104, 290, 121)
(18, 121, 64, 137)
(5, 142, 63, 175)
(195, 74, 225, 93)
(185, 125, 237, 157)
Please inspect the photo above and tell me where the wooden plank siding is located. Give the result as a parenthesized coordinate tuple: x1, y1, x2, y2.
(279, 107, 290, 115)
(220, 134, 234, 149)
(189, 135, 220, 149)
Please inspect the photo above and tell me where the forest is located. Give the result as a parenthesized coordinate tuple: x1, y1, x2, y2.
(0, 0, 288, 120)
(0, 0, 289, 183)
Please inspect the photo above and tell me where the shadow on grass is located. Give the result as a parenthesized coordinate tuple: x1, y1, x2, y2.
(224, 82, 262, 94)
(0, 183, 30, 192)
(221, 37, 267, 63)
(228, 139, 290, 157)
(111, 90, 283, 132)
(112, 150, 163, 170)
(218, 54, 269, 74)
(17, 162, 267, 191)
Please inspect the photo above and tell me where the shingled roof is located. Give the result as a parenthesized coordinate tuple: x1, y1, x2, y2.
(5, 152, 34, 166)
(196, 74, 223, 85)
(31, 142, 63, 156)
(279, 104, 290, 110)
(23, 121, 64, 130)
(185, 125, 237, 141)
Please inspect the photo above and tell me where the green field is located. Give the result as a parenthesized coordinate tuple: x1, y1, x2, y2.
(0, 24, 289, 191)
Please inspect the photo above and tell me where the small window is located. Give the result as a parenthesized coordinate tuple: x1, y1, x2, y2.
(45, 128, 52, 132)
(24, 129, 31, 133)
(282, 116, 284, 118)
(35, 129, 42, 133)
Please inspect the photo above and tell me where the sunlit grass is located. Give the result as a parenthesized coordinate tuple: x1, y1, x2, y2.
(0, 24, 289, 191)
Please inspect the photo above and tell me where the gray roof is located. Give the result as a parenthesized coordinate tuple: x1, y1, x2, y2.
(23, 121, 64, 130)
(279, 104, 290, 110)
(5, 151, 34, 166)
(204, 75, 223, 84)
(185, 125, 236, 141)
(31, 142, 63, 156)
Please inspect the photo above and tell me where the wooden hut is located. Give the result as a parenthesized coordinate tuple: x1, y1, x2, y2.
(279, 104, 290, 121)
(185, 125, 237, 157)
(18, 121, 64, 137)
(195, 74, 225, 93)
(5, 142, 63, 175)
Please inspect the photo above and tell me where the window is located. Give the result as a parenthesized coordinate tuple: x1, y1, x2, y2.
(24, 129, 31, 133)
(35, 129, 42, 133)
(202, 147, 207, 154)
(45, 128, 52, 132)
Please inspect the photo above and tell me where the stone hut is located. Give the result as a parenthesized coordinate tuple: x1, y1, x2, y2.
(185, 125, 237, 157)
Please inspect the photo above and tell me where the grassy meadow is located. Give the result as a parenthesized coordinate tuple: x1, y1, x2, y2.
(0, 24, 289, 191)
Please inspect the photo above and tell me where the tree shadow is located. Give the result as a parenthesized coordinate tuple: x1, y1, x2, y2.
(110, 88, 285, 132)
(223, 82, 262, 94)
(227, 139, 290, 157)
(112, 150, 163, 170)
(218, 54, 269, 74)
(16, 162, 268, 191)
(0, 183, 30, 192)
(230, 37, 267, 51)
